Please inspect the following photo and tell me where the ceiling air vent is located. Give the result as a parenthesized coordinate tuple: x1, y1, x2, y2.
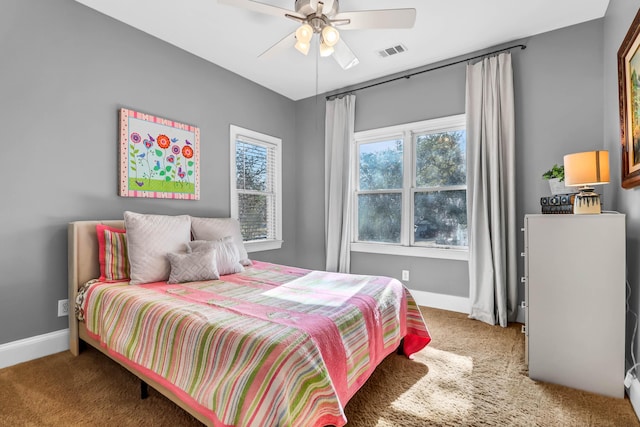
(378, 44, 407, 58)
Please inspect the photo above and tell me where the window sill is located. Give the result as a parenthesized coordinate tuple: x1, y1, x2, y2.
(245, 239, 283, 253)
(350, 242, 468, 261)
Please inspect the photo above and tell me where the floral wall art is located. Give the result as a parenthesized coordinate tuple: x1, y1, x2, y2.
(119, 108, 200, 199)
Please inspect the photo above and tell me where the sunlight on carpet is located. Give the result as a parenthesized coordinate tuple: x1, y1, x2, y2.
(379, 347, 475, 427)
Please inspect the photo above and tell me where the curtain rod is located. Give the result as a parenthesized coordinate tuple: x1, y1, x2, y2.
(326, 44, 527, 100)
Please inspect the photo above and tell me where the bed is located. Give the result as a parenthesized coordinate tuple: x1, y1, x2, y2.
(68, 215, 431, 427)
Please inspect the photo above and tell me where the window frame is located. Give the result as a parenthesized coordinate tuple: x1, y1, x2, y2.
(351, 114, 468, 261)
(229, 125, 283, 253)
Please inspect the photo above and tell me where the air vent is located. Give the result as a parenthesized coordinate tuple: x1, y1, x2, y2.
(378, 44, 407, 58)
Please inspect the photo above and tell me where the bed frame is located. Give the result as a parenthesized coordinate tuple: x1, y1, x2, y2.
(67, 220, 212, 426)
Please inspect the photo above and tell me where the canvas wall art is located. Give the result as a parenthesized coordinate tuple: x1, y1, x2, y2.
(119, 108, 200, 199)
(618, 9, 640, 189)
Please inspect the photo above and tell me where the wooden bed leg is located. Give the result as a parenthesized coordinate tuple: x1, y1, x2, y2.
(141, 380, 149, 399)
(396, 338, 405, 356)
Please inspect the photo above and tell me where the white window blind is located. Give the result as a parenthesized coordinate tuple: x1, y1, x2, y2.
(230, 125, 282, 252)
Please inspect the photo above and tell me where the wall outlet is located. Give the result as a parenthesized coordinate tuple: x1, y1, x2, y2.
(57, 299, 69, 317)
(402, 270, 410, 281)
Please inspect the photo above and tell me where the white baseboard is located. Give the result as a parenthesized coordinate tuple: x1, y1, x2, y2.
(0, 329, 69, 370)
(409, 289, 470, 314)
(627, 358, 640, 422)
(627, 375, 640, 422)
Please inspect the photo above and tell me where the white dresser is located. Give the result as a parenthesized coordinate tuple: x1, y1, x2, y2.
(523, 213, 625, 398)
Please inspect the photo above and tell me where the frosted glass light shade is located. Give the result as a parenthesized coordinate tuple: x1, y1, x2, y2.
(295, 40, 311, 55)
(319, 41, 334, 57)
(321, 25, 340, 47)
(295, 24, 313, 44)
(563, 150, 610, 186)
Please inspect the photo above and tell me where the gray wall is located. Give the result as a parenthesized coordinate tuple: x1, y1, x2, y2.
(293, 97, 326, 271)
(293, 19, 605, 303)
(604, 0, 640, 369)
(0, 0, 296, 345)
(0, 0, 616, 347)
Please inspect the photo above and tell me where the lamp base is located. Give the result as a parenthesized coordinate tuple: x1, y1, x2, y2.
(573, 187, 601, 214)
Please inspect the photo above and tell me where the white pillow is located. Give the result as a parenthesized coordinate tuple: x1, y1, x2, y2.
(167, 249, 219, 283)
(187, 239, 244, 275)
(124, 211, 191, 285)
(190, 217, 251, 266)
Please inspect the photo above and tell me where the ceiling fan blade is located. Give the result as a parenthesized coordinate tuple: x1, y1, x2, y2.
(258, 32, 297, 59)
(332, 39, 359, 70)
(333, 8, 416, 30)
(218, 0, 304, 20)
(321, 0, 335, 15)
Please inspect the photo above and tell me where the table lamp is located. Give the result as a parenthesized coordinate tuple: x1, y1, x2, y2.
(563, 150, 609, 214)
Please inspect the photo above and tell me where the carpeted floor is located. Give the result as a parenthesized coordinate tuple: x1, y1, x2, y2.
(1, 307, 638, 426)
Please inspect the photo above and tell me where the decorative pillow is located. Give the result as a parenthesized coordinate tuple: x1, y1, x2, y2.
(190, 217, 252, 266)
(187, 239, 244, 275)
(167, 248, 219, 283)
(96, 224, 129, 282)
(124, 211, 192, 285)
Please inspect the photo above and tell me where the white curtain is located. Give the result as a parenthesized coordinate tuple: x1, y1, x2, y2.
(466, 53, 517, 327)
(325, 94, 356, 273)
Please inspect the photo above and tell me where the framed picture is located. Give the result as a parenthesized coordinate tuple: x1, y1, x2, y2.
(119, 108, 200, 199)
(618, 9, 640, 189)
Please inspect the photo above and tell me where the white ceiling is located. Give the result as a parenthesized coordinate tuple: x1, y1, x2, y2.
(75, 0, 610, 101)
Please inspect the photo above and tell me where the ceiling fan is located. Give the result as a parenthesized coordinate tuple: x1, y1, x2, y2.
(219, 0, 416, 70)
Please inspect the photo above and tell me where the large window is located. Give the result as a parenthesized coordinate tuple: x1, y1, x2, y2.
(230, 125, 282, 252)
(352, 115, 467, 260)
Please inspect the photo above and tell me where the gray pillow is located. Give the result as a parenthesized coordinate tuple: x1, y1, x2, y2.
(167, 249, 219, 283)
(190, 217, 251, 266)
(187, 239, 244, 275)
(124, 211, 191, 285)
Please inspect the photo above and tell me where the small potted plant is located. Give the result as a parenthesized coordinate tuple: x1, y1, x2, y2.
(542, 164, 571, 195)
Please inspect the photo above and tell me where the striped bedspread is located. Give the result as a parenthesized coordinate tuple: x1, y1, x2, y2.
(81, 261, 431, 427)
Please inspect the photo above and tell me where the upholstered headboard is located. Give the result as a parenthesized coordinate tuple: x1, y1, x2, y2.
(68, 220, 123, 354)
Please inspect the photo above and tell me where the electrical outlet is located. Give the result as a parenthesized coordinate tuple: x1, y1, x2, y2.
(58, 299, 69, 317)
(402, 270, 410, 281)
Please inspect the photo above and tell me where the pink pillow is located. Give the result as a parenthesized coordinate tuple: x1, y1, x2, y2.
(96, 224, 129, 282)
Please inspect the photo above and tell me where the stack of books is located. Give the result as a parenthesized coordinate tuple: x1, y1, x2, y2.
(540, 193, 576, 214)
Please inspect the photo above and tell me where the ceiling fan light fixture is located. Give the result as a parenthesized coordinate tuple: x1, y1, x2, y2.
(224, 0, 417, 71)
(321, 25, 340, 47)
(295, 40, 311, 55)
(319, 41, 334, 57)
(295, 23, 313, 44)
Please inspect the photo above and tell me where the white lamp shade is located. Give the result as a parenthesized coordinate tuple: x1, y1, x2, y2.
(563, 150, 610, 186)
(321, 25, 340, 47)
(295, 24, 313, 44)
(319, 41, 334, 57)
(295, 40, 311, 55)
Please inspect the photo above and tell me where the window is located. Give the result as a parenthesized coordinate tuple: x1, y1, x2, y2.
(230, 125, 282, 252)
(352, 115, 467, 260)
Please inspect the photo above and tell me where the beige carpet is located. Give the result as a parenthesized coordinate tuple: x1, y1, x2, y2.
(1, 307, 638, 426)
